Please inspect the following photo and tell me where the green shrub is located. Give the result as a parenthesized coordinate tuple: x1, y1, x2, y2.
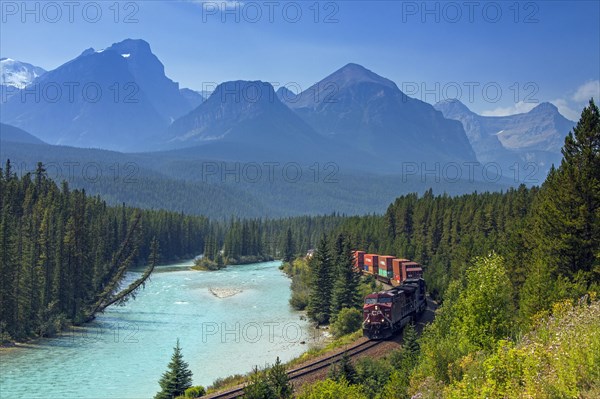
(206, 374, 245, 392)
(355, 357, 392, 398)
(331, 308, 362, 338)
(191, 257, 221, 271)
(286, 258, 311, 310)
(184, 386, 205, 398)
(297, 378, 368, 399)
(289, 284, 309, 310)
(444, 298, 600, 398)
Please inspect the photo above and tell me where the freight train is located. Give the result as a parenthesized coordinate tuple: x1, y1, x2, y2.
(354, 251, 427, 339)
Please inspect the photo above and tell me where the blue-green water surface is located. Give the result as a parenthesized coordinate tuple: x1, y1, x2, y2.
(0, 260, 312, 398)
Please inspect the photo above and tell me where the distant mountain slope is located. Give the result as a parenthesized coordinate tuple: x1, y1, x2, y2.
(0, 123, 45, 144)
(1, 58, 47, 104)
(282, 63, 477, 167)
(276, 86, 297, 103)
(1, 141, 510, 218)
(166, 80, 341, 163)
(180, 88, 205, 109)
(434, 99, 575, 177)
(104, 39, 192, 122)
(0, 39, 195, 150)
(1, 48, 165, 150)
(0, 141, 267, 218)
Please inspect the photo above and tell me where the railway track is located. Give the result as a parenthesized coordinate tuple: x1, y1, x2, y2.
(203, 298, 437, 399)
(204, 338, 383, 399)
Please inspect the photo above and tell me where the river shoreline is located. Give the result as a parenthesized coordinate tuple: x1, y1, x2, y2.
(192, 255, 276, 271)
(0, 256, 198, 349)
(0, 325, 91, 351)
(0, 259, 312, 398)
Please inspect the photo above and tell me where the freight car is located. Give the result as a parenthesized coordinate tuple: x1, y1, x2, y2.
(353, 250, 423, 286)
(362, 278, 426, 339)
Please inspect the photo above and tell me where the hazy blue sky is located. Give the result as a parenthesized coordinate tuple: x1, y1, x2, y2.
(1, 0, 599, 119)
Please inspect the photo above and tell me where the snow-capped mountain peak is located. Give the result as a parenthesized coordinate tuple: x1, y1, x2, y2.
(0, 58, 47, 88)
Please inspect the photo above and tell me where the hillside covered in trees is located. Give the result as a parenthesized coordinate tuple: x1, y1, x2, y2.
(336, 100, 599, 312)
(0, 162, 214, 341)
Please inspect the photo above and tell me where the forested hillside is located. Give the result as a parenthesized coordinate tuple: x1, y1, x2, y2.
(221, 216, 346, 261)
(0, 140, 512, 219)
(336, 186, 536, 300)
(0, 162, 211, 341)
(332, 100, 599, 310)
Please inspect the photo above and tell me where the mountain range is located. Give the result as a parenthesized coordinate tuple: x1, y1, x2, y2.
(0, 38, 575, 179)
(282, 63, 476, 166)
(0, 40, 199, 149)
(434, 99, 575, 176)
(166, 80, 330, 161)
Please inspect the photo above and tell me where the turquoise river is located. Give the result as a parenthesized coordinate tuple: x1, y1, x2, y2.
(0, 260, 315, 398)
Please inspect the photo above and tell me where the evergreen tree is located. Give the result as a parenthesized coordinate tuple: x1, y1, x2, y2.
(328, 351, 357, 384)
(283, 228, 295, 263)
(519, 258, 557, 321)
(522, 98, 600, 317)
(243, 366, 274, 399)
(267, 357, 293, 399)
(155, 339, 193, 399)
(148, 237, 160, 267)
(216, 253, 224, 269)
(558, 98, 600, 280)
(307, 234, 334, 324)
(331, 235, 361, 317)
(402, 323, 420, 361)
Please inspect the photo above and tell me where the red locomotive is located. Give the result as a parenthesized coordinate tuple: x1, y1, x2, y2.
(362, 278, 426, 339)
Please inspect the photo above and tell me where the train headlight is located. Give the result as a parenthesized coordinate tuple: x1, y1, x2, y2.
(375, 305, 378, 310)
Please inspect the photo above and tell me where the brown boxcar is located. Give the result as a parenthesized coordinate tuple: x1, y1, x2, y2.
(354, 250, 365, 271)
(364, 254, 379, 274)
(392, 258, 410, 285)
(378, 255, 395, 278)
(401, 261, 423, 281)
